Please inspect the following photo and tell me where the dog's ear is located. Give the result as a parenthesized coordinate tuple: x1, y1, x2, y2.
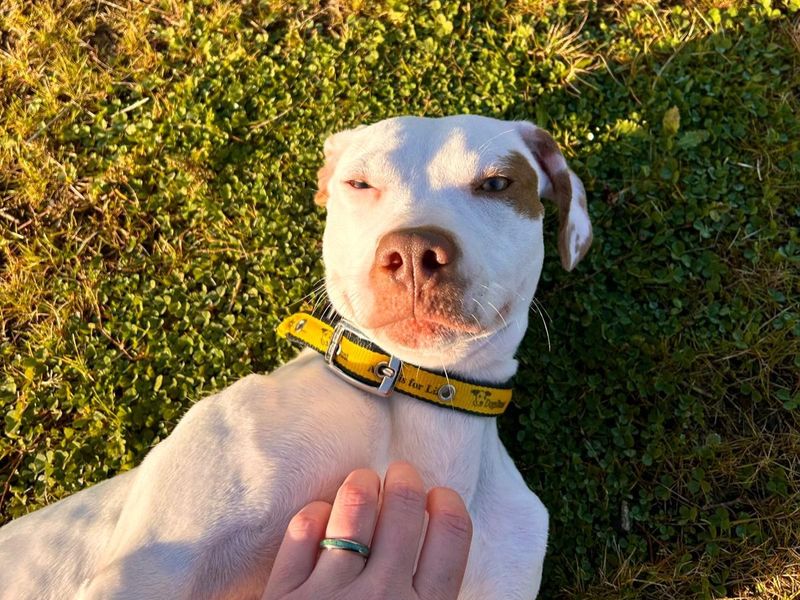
(516, 122, 592, 271)
(315, 126, 364, 207)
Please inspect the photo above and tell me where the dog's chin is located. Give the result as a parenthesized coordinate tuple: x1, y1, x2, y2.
(327, 292, 495, 363)
(362, 314, 487, 361)
(374, 317, 460, 350)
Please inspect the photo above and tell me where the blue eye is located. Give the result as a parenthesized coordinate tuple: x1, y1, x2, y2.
(479, 177, 511, 192)
(347, 180, 372, 189)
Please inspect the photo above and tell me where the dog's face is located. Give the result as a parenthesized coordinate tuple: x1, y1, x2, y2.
(316, 115, 591, 370)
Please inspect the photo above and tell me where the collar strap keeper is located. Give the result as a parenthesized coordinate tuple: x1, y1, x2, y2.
(277, 312, 512, 417)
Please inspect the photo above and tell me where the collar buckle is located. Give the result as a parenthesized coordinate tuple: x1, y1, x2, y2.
(325, 320, 401, 397)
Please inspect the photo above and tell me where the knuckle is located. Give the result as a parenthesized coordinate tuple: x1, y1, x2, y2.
(287, 511, 324, 539)
(386, 481, 425, 511)
(437, 509, 472, 541)
(337, 482, 376, 511)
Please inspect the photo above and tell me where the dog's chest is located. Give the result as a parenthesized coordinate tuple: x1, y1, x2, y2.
(258, 353, 547, 598)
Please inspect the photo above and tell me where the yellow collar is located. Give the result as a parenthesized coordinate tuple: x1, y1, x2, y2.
(277, 312, 512, 416)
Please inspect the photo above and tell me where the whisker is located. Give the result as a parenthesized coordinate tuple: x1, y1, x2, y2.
(532, 296, 553, 324)
(288, 278, 327, 308)
(471, 296, 489, 317)
(323, 302, 339, 323)
(511, 317, 522, 335)
(469, 312, 483, 332)
(467, 312, 500, 351)
(486, 300, 508, 330)
(480, 281, 527, 303)
(319, 302, 333, 320)
(475, 127, 517, 161)
(530, 301, 551, 352)
(311, 290, 329, 317)
(440, 359, 456, 413)
(467, 298, 503, 344)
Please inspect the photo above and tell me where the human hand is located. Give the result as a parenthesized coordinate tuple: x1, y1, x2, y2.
(262, 462, 472, 600)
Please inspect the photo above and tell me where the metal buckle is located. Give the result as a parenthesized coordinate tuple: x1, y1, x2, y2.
(325, 320, 401, 397)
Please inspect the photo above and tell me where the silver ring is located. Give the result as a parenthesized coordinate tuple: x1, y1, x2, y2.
(319, 537, 371, 558)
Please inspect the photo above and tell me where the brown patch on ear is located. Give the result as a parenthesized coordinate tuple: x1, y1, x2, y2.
(551, 170, 575, 270)
(315, 125, 365, 206)
(518, 125, 592, 270)
(474, 151, 544, 219)
(314, 159, 334, 206)
(524, 127, 562, 171)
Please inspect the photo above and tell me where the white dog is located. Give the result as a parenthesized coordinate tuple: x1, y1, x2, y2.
(0, 115, 591, 599)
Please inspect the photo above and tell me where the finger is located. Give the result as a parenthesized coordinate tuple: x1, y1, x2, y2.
(413, 487, 473, 600)
(311, 468, 381, 586)
(365, 461, 427, 582)
(262, 501, 332, 599)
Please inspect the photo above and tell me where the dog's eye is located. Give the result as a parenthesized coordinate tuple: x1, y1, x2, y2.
(479, 177, 511, 192)
(347, 180, 372, 190)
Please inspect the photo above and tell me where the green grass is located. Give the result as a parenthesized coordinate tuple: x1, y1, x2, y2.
(1, 0, 798, 598)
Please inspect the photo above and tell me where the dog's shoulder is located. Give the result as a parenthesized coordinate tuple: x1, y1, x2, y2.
(172, 349, 385, 444)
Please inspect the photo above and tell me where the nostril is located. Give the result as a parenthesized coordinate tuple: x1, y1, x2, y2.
(385, 251, 404, 272)
(375, 229, 458, 282)
(421, 249, 444, 271)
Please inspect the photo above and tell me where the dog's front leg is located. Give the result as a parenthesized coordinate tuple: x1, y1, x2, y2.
(79, 360, 382, 600)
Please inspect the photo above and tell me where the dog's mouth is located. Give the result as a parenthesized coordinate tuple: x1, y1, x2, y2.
(328, 270, 512, 356)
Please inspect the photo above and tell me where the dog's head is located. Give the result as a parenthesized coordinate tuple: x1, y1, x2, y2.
(316, 115, 591, 375)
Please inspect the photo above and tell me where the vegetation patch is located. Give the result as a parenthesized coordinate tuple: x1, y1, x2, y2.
(1, 1, 798, 598)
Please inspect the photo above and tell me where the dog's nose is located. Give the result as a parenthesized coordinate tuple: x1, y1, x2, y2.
(375, 227, 459, 286)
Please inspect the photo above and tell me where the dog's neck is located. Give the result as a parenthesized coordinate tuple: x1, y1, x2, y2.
(379, 321, 527, 505)
(299, 310, 526, 501)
